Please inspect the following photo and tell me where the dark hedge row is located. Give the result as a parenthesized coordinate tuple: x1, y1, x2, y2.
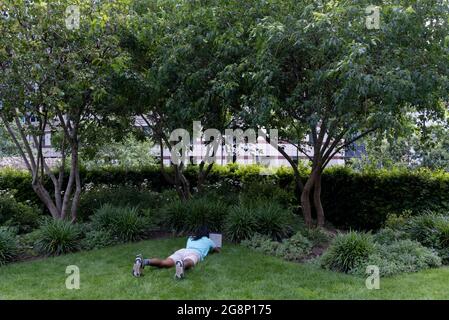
(1, 165, 448, 230)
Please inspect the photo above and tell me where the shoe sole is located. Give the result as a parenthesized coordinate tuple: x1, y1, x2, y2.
(175, 261, 184, 279)
(132, 261, 142, 277)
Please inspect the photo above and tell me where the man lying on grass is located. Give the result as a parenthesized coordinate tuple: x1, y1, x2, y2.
(132, 226, 221, 279)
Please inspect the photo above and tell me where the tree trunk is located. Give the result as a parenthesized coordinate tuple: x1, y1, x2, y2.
(314, 170, 325, 227)
(32, 181, 61, 219)
(197, 162, 213, 193)
(70, 146, 82, 223)
(300, 174, 315, 227)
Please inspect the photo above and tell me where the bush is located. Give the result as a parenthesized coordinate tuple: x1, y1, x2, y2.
(225, 205, 258, 242)
(34, 219, 81, 256)
(350, 240, 442, 277)
(241, 232, 312, 261)
(321, 231, 375, 273)
(373, 228, 409, 245)
(275, 232, 312, 261)
(253, 202, 295, 240)
(241, 233, 280, 254)
(78, 184, 165, 221)
(240, 179, 295, 209)
(225, 199, 295, 242)
(0, 227, 18, 265)
(2, 164, 449, 231)
(404, 212, 449, 264)
(160, 196, 229, 234)
(81, 230, 117, 250)
(300, 227, 333, 246)
(384, 211, 412, 230)
(0, 190, 40, 233)
(90, 204, 147, 242)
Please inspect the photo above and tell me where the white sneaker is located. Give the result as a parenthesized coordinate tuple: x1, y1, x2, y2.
(132, 254, 143, 277)
(175, 260, 184, 279)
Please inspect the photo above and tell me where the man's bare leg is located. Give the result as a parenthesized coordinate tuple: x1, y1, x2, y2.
(183, 258, 194, 270)
(144, 258, 175, 268)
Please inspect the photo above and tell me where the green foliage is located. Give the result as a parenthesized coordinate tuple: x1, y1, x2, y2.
(160, 196, 229, 234)
(276, 232, 312, 261)
(321, 167, 449, 230)
(321, 231, 375, 273)
(0, 125, 19, 157)
(225, 205, 258, 243)
(225, 201, 295, 242)
(351, 122, 449, 172)
(2, 165, 449, 231)
(34, 219, 81, 256)
(252, 202, 295, 240)
(241, 233, 279, 254)
(0, 190, 40, 233)
(90, 205, 147, 242)
(299, 227, 333, 247)
(385, 211, 413, 230)
(81, 134, 156, 169)
(240, 178, 295, 209)
(373, 228, 409, 245)
(404, 212, 449, 264)
(0, 227, 18, 265)
(241, 232, 312, 261)
(351, 240, 442, 277)
(78, 184, 165, 221)
(81, 230, 118, 251)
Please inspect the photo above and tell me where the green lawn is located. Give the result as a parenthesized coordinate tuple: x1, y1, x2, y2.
(1, 237, 448, 299)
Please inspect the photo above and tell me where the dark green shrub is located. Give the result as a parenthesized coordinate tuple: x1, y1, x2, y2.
(240, 179, 295, 209)
(3, 165, 449, 231)
(159, 200, 187, 233)
(300, 227, 333, 246)
(81, 230, 118, 250)
(78, 185, 164, 221)
(225, 205, 258, 242)
(0, 190, 40, 233)
(384, 211, 412, 230)
(160, 196, 229, 234)
(321, 231, 375, 273)
(276, 232, 312, 261)
(225, 200, 296, 242)
(254, 202, 295, 240)
(351, 240, 442, 277)
(0, 228, 18, 265)
(185, 197, 229, 233)
(90, 204, 147, 242)
(404, 212, 449, 264)
(241, 232, 312, 261)
(241, 233, 280, 255)
(34, 219, 81, 256)
(373, 228, 409, 245)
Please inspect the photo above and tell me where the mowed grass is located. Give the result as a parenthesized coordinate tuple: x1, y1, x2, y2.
(0, 237, 448, 299)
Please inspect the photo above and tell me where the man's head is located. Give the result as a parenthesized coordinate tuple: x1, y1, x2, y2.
(192, 225, 210, 241)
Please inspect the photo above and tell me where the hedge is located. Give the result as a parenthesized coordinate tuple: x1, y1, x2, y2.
(1, 165, 448, 230)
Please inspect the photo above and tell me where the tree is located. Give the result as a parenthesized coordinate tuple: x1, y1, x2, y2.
(351, 111, 449, 170)
(109, 0, 260, 199)
(239, 0, 449, 227)
(0, 0, 130, 221)
(0, 122, 20, 158)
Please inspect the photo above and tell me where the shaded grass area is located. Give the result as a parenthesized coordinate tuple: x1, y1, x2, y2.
(0, 237, 448, 299)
